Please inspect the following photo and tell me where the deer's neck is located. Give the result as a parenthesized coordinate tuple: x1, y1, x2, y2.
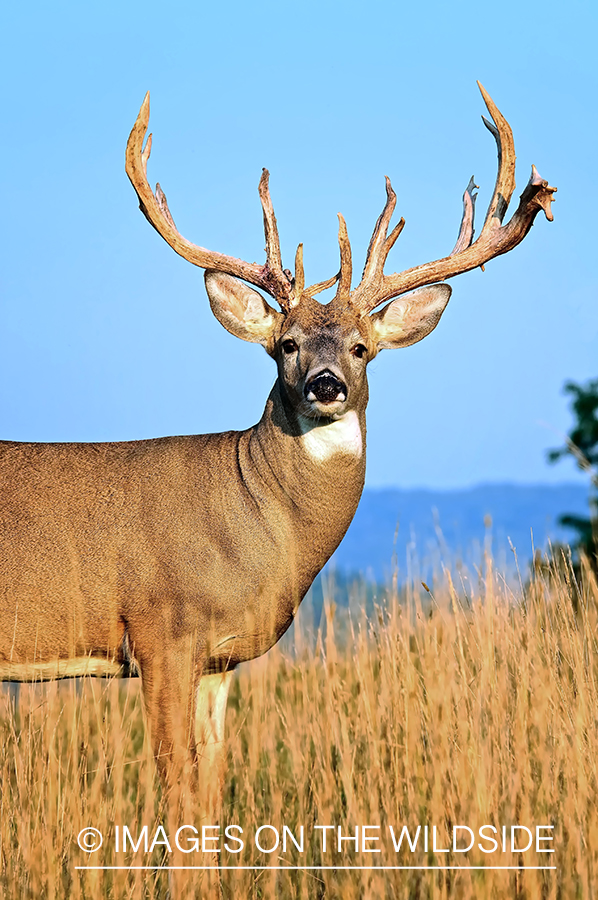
(242, 380, 366, 575)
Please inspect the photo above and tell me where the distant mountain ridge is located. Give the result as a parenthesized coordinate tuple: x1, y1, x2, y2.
(329, 483, 590, 580)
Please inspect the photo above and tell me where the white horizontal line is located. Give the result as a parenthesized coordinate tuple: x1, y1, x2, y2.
(75, 865, 557, 871)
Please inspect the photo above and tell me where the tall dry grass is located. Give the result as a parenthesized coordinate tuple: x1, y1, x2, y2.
(1, 550, 597, 899)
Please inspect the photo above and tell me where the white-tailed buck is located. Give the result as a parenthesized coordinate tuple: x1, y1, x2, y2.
(0, 84, 555, 803)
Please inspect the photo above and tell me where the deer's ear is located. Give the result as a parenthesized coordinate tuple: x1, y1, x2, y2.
(205, 271, 282, 347)
(370, 284, 452, 349)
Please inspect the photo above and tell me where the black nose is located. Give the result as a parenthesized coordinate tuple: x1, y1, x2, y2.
(304, 371, 347, 404)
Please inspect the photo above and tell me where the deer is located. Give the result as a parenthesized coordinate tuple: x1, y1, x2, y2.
(0, 83, 555, 813)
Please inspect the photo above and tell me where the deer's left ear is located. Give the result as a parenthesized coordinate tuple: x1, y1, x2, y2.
(370, 284, 452, 349)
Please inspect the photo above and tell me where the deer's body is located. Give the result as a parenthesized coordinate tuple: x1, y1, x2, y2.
(0, 83, 555, 801)
(0, 382, 364, 682)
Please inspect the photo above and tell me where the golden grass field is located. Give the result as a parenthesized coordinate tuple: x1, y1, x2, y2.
(1, 550, 597, 899)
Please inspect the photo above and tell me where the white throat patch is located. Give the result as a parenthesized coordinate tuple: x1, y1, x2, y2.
(299, 410, 363, 462)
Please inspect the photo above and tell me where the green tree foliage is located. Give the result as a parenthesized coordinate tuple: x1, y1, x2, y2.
(548, 378, 598, 566)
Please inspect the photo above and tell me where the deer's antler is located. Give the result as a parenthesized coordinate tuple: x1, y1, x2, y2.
(126, 93, 297, 311)
(128, 86, 556, 318)
(345, 82, 556, 314)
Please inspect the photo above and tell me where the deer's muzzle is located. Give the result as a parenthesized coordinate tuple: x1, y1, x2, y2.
(304, 371, 347, 404)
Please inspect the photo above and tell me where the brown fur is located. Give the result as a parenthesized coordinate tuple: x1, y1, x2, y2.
(89, 84, 552, 801)
(0, 268, 452, 793)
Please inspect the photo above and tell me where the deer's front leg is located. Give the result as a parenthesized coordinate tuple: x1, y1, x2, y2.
(137, 636, 202, 790)
(194, 671, 233, 819)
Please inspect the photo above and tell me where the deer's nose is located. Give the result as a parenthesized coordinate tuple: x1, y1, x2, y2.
(304, 371, 347, 404)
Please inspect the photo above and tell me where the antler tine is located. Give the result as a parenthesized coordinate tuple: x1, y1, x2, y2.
(385, 215, 406, 256)
(155, 183, 177, 230)
(336, 214, 353, 298)
(450, 176, 478, 255)
(362, 176, 398, 278)
(303, 272, 341, 299)
(258, 169, 285, 277)
(300, 215, 351, 303)
(125, 93, 292, 307)
(350, 85, 556, 315)
(477, 81, 516, 233)
(349, 177, 404, 310)
(141, 131, 152, 174)
(292, 243, 305, 304)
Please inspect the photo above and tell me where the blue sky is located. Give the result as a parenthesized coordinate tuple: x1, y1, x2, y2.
(0, 0, 595, 488)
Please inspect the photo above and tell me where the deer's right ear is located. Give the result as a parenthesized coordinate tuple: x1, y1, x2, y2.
(205, 271, 282, 349)
(369, 284, 452, 349)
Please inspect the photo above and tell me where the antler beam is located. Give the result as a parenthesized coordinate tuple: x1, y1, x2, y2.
(348, 82, 556, 314)
(125, 93, 294, 310)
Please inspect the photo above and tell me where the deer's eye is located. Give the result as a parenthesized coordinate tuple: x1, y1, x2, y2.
(282, 339, 298, 354)
(350, 343, 368, 359)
